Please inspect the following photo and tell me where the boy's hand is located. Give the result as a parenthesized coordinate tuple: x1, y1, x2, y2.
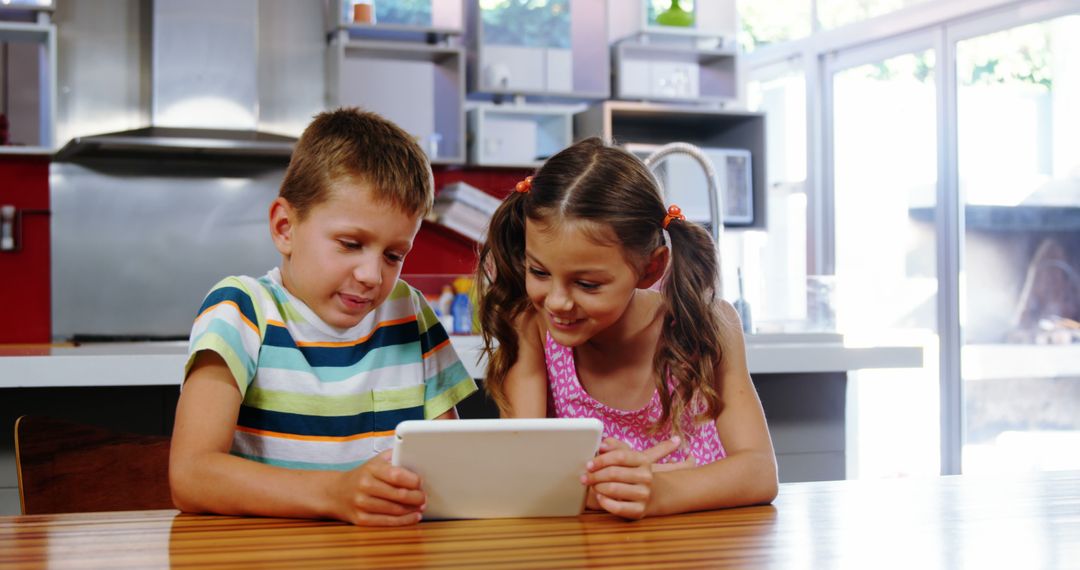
(581, 437, 681, 520)
(332, 450, 426, 526)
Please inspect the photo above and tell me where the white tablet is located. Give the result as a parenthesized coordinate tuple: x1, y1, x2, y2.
(391, 418, 603, 520)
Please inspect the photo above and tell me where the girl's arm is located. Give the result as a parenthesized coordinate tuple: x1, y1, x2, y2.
(646, 301, 778, 515)
(583, 301, 778, 518)
(500, 311, 550, 418)
(169, 351, 426, 526)
(435, 408, 459, 419)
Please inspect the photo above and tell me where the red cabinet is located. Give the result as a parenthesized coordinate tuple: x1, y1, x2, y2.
(0, 155, 50, 343)
(402, 167, 528, 276)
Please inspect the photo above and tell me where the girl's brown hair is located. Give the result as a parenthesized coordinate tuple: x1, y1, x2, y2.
(476, 137, 728, 432)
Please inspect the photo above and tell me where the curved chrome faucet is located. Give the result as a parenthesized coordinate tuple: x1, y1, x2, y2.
(643, 142, 725, 295)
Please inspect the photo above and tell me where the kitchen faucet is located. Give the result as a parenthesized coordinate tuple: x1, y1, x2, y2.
(642, 142, 725, 296)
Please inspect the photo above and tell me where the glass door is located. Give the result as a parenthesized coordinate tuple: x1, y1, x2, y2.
(744, 58, 809, 331)
(954, 12, 1080, 473)
(826, 35, 942, 478)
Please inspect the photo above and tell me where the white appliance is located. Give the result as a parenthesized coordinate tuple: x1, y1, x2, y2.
(625, 143, 754, 227)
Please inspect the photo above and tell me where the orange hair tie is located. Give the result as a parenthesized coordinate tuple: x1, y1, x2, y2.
(663, 205, 685, 229)
(514, 176, 533, 193)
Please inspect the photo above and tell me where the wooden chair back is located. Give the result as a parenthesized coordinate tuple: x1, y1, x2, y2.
(14, 415, 174, 515)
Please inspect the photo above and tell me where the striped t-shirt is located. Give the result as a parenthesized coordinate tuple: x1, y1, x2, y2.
(185, 268, 477, 470)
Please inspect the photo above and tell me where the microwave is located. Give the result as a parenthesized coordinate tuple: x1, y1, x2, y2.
(624, 143, 754, 227)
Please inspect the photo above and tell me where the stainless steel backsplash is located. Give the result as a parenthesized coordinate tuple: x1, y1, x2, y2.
(50, 159, 285, 339)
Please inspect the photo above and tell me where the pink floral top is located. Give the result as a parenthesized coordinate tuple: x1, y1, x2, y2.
(544, 333, 726, 465)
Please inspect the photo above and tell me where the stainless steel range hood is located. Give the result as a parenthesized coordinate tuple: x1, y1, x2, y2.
(55, 127, 295, 161)
(54, 0, 296, 162)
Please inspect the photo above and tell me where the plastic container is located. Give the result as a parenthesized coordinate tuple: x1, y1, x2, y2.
(353, 1, 375, 24)
(437, 285, 455, 332)
(655, 0, 694, 27)
(451, 277, 474, 335)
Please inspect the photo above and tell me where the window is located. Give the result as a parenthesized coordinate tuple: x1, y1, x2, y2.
(744, 0, 1080, 477)
(830, 47, 941, 478)
(743, 60, 810, 329)
(817, 0, 932, 30)
(957, 15, 1080, 474)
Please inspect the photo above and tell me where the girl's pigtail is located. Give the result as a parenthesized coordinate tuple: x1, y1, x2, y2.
(656, 219, 726, 430)
(475, 191, 531, 415)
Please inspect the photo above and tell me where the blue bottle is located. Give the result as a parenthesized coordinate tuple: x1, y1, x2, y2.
(451, 292, 472, 335)
(733, 268, 753, 335)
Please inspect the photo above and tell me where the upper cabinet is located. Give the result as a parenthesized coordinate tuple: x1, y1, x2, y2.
(0, 0, 55, 154)
(467, 0, 609, 99)
(326, 0, 467, 165)
(610, 0, 739, 105)
(612, 40, 737, 104)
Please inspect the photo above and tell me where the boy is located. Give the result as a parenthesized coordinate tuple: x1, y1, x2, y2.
(169, 108, 477, 526)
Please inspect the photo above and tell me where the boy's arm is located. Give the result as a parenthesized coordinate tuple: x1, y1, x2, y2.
(169, 351, 426, 525)
(644, 301, 779, 516)
(501, 311, 549, 418)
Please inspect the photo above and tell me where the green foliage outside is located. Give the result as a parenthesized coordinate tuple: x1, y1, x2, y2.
(959, 23, 1055, 92)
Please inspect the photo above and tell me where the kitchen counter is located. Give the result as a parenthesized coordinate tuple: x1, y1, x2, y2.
(0, 334, 924, 513)
(0, 334, 922, 388)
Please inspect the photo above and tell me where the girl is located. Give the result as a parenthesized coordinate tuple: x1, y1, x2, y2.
(475, 137, 778, 520)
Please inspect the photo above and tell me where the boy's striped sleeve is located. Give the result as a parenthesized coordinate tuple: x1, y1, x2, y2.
(186, 277, 265, 396)
(415, 287, 477, 418)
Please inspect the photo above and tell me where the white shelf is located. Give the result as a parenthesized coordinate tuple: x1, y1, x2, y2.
(963, 343, 1080, 381)
(0, 0, 53, 12)
(0, 20, 51, 40)
(637, 25, 726, 39)
(0, 146, 53, 156)
(341, 22, 463, 36)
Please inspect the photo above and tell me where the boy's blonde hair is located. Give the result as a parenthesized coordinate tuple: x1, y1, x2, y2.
(279, 107, 434, 219)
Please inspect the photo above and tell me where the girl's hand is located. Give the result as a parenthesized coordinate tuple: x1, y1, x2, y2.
(652, 456, 697, 472)
(582, 437, 681, 520)
(331, 450, 427, 526)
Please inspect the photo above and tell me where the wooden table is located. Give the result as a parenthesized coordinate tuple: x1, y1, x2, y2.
(2, 471, 1078, 569)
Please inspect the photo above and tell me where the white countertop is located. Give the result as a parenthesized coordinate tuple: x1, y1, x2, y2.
(0, 334, 923, 388)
